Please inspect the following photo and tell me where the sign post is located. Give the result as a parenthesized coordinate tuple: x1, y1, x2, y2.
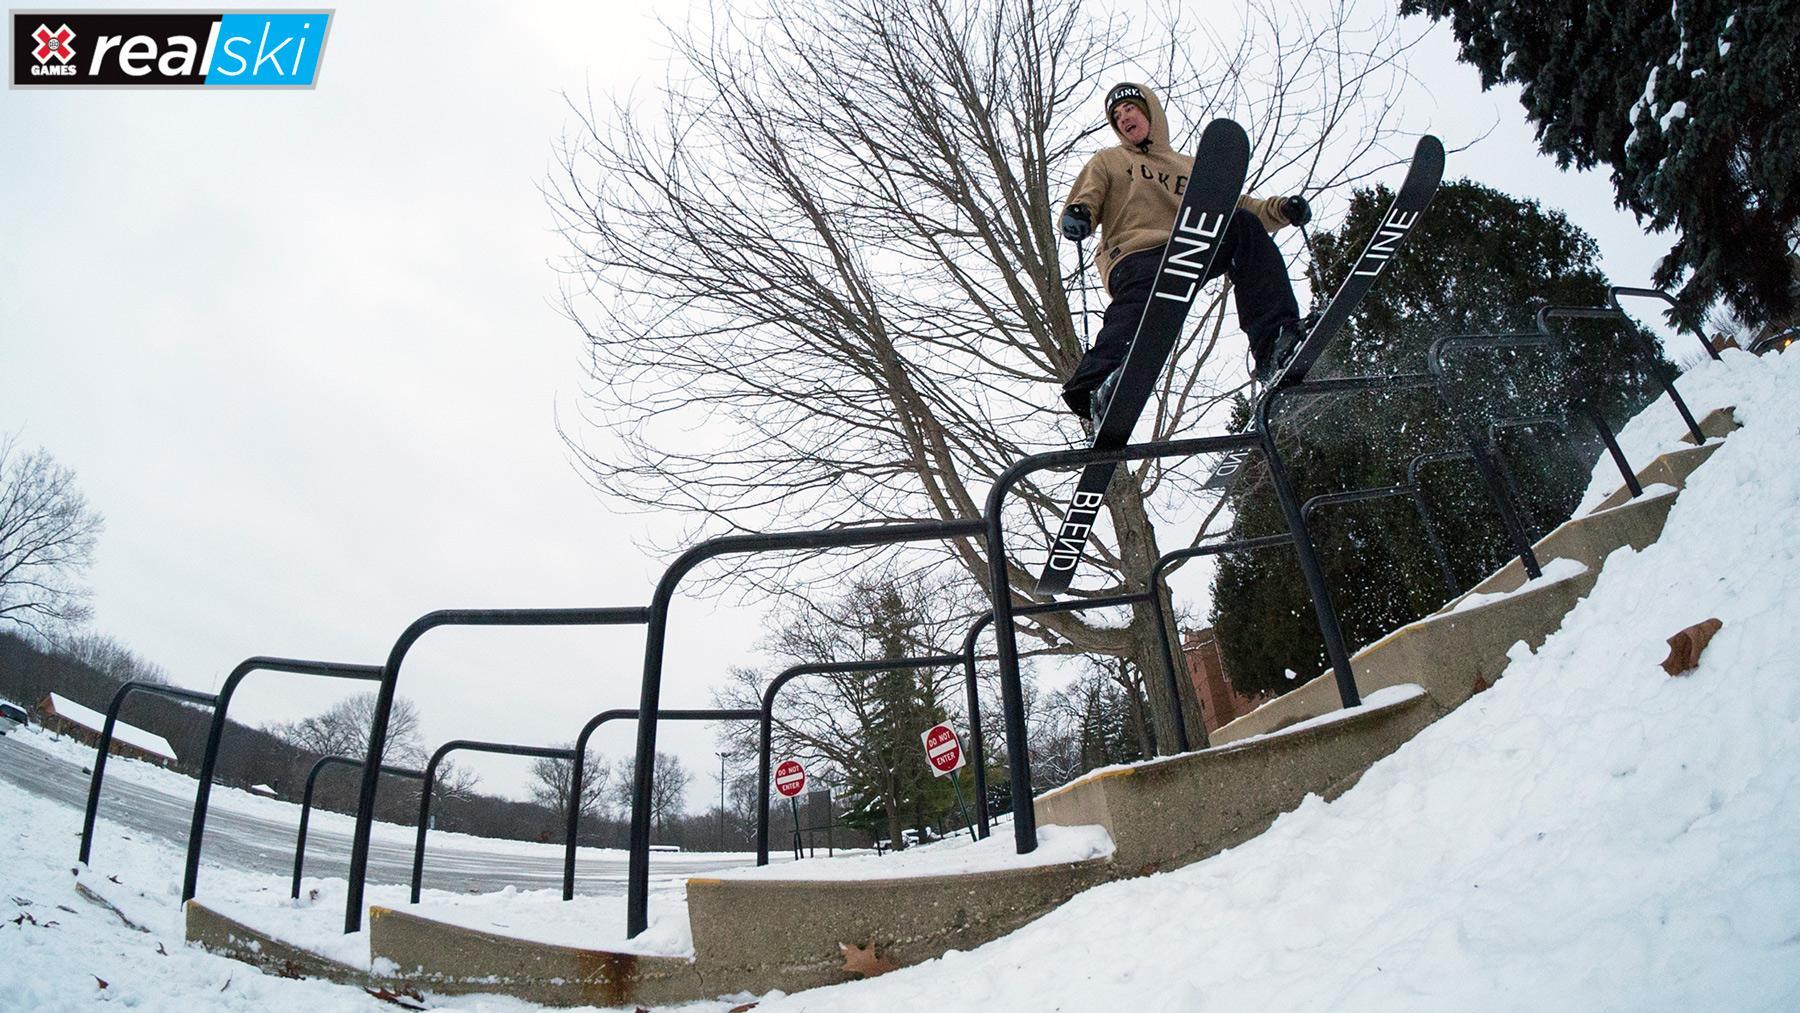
(920, 724, 977, 842)
(774, 758, 807, 860)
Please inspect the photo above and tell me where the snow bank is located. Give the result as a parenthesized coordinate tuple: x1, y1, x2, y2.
(753, 347, 1800, 1010)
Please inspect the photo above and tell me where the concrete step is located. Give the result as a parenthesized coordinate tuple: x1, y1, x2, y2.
(367, 905, 706, 1007)
(318, 858, 1113, 1005)
(1036, 687, 1438, 876)
(685, 856, 1114, 996)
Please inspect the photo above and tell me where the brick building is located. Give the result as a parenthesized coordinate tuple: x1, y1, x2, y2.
(1181, 628, 1269, 735)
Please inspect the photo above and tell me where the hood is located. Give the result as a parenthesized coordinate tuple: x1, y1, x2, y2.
(1105, 81, 1170, 151)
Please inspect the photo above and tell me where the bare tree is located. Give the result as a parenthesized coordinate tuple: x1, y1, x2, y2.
(528, 744, 611, 840)
(614, 751, 691, 835)
(266, 693, 428, 768)
(0, 434, 104, 634)
(716, 575, 973, 847)
(48, 631, 171, 686)
(549, 0, 1417, 749)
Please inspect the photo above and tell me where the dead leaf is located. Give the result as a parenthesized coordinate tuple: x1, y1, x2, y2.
(107, 875, 122, 884)
(220, 976, 231, 992)
(157, 942, 168, 956)
(94, 976, 109, 990)
(1662, 618, 1723, 676)
(839, 940, 897, 978)
(729, 1003, 760, 1012)
(363, 986, 428, 1009)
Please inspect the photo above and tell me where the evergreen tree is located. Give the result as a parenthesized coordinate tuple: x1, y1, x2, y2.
(1210, 180, 1668, 695)
(1400, 0, 1800, 325)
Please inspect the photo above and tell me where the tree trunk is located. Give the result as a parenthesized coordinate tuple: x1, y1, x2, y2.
(1107, 472, 1206, 753)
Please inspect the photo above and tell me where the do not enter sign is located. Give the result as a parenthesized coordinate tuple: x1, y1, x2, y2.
(773, 759, 807, 798)
(920, 723, 964, 776)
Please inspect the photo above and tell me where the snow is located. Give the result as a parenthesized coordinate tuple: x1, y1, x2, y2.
(1445, 557, 1588, 614)
(712, 823, 1113, 882)
(212, 876, 697, 963)
(1659, 100, 1689, 130)
(5, 347, 1799, 1009)
(46, 691, 177, 761)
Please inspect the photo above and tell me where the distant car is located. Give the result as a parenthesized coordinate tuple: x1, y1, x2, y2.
(0, 701, 27, 735)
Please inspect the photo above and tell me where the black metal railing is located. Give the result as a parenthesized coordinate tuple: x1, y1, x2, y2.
(410, 739, 577, 903)
(79, 680, 220, 865)
(1303, 484, 1458, 596)
(754, 655, 962, 866)
(563, 707, 758, 900)
(344, 606, 650, 933)
(1537, 296, 1709, 445)
(1426, 334, 1568, 579)
(292, 755, 423, 899)
(184, 657, 385, 901)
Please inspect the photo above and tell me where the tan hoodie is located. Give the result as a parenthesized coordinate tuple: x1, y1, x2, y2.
(1065, 83, 1287, 294)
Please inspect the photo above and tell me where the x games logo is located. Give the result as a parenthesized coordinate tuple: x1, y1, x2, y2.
(30, 22, 74, 64)
(11, 10, 333, 87)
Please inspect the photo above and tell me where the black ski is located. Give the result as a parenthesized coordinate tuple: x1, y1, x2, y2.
(1034, 118, 1251, 597)
(1202, 134, 1445, 491)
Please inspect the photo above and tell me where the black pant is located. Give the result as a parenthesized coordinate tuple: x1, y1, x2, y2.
(1061, 207, 1299, 416)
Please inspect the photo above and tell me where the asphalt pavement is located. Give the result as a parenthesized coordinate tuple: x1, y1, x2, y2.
(0, 731, 758, 897)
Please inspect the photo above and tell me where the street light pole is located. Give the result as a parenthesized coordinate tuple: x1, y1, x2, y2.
(716, 750, 734, 851)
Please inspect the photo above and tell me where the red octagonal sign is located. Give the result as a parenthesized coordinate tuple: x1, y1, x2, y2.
(773, 758, 807, 798)
(920, 723, 964, 776)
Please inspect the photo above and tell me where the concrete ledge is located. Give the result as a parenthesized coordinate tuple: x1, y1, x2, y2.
(1038, 689, 1437, 875)
(1212, 560, 1597, 745)
(685, 857, 1114, 996)
(1590, 404, 1735, 512)
(1454, 485, 1676, 600)
(367, 905, 706, 1007)
(186, 900, 386, 988)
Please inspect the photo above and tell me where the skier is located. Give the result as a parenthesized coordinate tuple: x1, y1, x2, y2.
(1059, 82, 1314, 423)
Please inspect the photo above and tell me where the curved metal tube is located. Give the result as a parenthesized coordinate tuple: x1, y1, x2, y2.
(292, 755, 421, 899)
(411, 739, 577, 903)
(344, 605, 650, 933)
(754, 655, 961, 866)
(184, 657, 383, 901)
(628, 520, 984, 937)
(562, 707, 757, 900)
(79, 680, 218, 865)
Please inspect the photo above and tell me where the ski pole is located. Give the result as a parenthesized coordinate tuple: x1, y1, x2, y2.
(1075, 238, 1092, 346)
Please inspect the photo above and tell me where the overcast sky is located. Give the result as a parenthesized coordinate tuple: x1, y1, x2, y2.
(1, 2, 1686, 806)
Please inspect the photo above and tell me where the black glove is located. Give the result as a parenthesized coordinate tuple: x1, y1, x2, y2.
(1060, 204, 1093, 241)
(1280, 195, 1312, 226)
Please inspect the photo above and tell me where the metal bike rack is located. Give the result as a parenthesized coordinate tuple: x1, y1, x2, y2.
(1302, 484, 1458, 596)
(184, 657, 385, 901)
(292, 755, 423, 899)
(1427, 335, 1569, 580)
(959, 589, 1158, 807)
(410, 739, 578, 903)
(563, 707, 758, 900)
(1537, 296, 1709, 445)
(79, 680, 220, 866)
(345, 606, 650, 933)
(754, 655, 962, 866)
(983, 425, 1361, 875)
(628, 519, 985, 937)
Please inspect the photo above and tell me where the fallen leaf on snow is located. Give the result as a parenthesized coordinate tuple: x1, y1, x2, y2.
(839, 940, 897, 978)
